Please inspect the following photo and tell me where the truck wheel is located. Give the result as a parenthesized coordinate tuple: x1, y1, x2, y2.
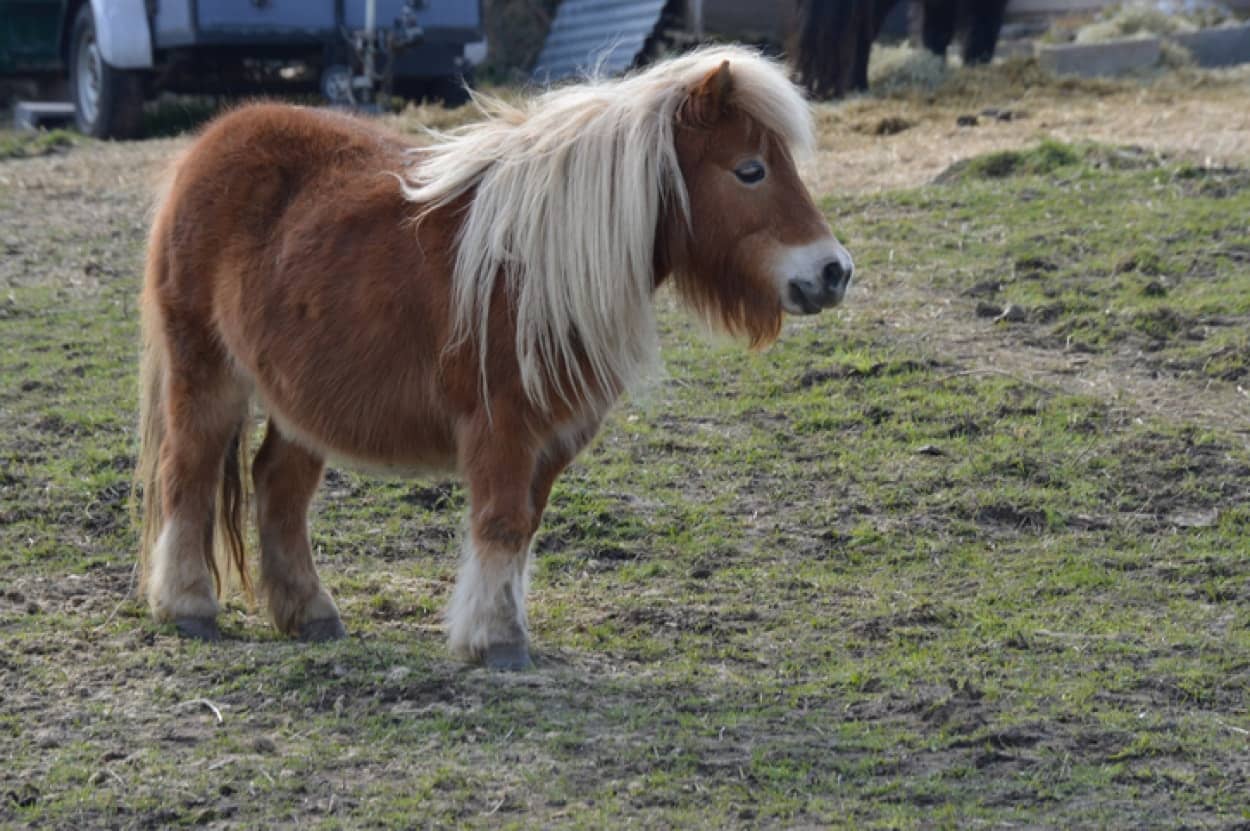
(68, 5, 144, 139)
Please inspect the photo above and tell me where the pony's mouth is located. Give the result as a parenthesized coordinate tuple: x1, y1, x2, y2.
(786, 276, 844, 314)
(788, 280, 824, 314)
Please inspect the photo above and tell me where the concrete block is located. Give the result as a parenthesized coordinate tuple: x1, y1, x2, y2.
(996, 38, 1037, 60)
(1037, 36, 1161, 77)
(14, 101, 75, 131)
(1172, 23, 1250, 68)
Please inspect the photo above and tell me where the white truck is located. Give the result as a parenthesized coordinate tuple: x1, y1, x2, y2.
(1, 0, 483, 138)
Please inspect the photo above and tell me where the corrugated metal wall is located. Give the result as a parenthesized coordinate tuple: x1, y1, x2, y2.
(532, 0, 668, 80)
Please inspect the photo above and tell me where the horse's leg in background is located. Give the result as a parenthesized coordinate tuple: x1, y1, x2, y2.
(852, 0, 901, 92)
(797, 0, 838, 99)
(147, 330, 247, 640)
(797, 0, 868, 99)
(872, 0, 900, 35)
(962, 0, 1007, 65)
(851, 1, 875, 92)
(921, 0, 957, 58)
(839, 1, 870, 95)
(252, 420, 345, 641)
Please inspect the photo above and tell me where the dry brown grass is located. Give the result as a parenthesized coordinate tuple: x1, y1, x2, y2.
(380, 60, 1250, 199)
(803, 60, 1250, 195)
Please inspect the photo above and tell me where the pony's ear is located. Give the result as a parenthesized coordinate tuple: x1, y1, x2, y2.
(679, 60, 734, 127)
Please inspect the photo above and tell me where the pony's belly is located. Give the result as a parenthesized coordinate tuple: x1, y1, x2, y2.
(260, 394, 459, 477)
(323, 449, 458, 479)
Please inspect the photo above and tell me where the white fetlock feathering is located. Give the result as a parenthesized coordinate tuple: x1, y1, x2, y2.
(446, 539, 531, 659)
(147, 519, 219, 621)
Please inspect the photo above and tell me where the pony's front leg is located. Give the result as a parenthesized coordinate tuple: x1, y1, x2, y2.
(448, 425, 541, 670)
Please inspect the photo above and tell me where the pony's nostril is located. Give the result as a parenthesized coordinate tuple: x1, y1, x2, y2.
(822, 260, 847, 292)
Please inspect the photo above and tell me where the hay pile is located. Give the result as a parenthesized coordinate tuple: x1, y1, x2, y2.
(1055, 1, 1239, 69)
(1052, 1, 1236, 42)
(863, 45, 1122, 103)
(868, 44, 951, 94)
(1073, 4, 1202, 43)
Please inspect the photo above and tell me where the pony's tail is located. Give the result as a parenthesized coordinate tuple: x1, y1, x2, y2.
(133, 187, 253, 606)
(133, 281, 167, 602)
(216, 425, 254, 601)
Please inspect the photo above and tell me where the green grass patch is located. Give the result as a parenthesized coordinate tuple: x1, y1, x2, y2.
(2, 137, 1248, 828)
(0, 128, 78, 160)
(935, 138, 1082, 181)
(846, 140, 1250, 381)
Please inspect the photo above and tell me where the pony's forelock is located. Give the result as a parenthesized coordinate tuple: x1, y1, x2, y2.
(401, 45, 812, 410)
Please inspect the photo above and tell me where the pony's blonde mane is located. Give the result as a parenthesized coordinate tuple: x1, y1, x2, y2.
(402, 45, 813, 411)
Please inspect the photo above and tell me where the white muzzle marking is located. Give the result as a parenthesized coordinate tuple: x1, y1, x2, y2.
(773, 238, 854, 315)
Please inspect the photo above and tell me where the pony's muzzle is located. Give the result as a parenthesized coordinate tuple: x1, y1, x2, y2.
(776, 240, 854, 315)
(786, 256, 853, 314)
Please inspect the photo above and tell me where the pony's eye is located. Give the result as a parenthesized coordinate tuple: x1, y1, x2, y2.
(734, 160, 766, 185)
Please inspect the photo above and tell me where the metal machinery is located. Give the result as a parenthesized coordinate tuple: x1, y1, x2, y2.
(0, 0, 484, 138)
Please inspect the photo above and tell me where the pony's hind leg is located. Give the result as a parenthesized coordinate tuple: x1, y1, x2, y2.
(148, 364, 248, 641)
(253, 420, 345, 642)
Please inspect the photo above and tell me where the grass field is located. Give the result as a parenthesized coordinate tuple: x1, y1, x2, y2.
(2, 70, 1250, 828)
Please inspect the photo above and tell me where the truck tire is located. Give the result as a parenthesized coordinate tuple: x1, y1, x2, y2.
(68, 5, 144, 139)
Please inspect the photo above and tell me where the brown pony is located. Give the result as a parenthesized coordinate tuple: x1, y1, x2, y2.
(134, 45, 853, 669)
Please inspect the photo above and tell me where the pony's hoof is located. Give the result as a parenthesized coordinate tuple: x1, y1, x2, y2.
(484, 642, 533, 671)
(300, 617, 347, 642)
(175, 616, 222, 642)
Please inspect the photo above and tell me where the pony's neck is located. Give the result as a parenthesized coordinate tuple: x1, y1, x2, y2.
(650, 199, 686, 290)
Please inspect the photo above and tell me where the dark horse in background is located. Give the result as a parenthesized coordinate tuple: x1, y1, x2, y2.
(796, 0, 1009, 98)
